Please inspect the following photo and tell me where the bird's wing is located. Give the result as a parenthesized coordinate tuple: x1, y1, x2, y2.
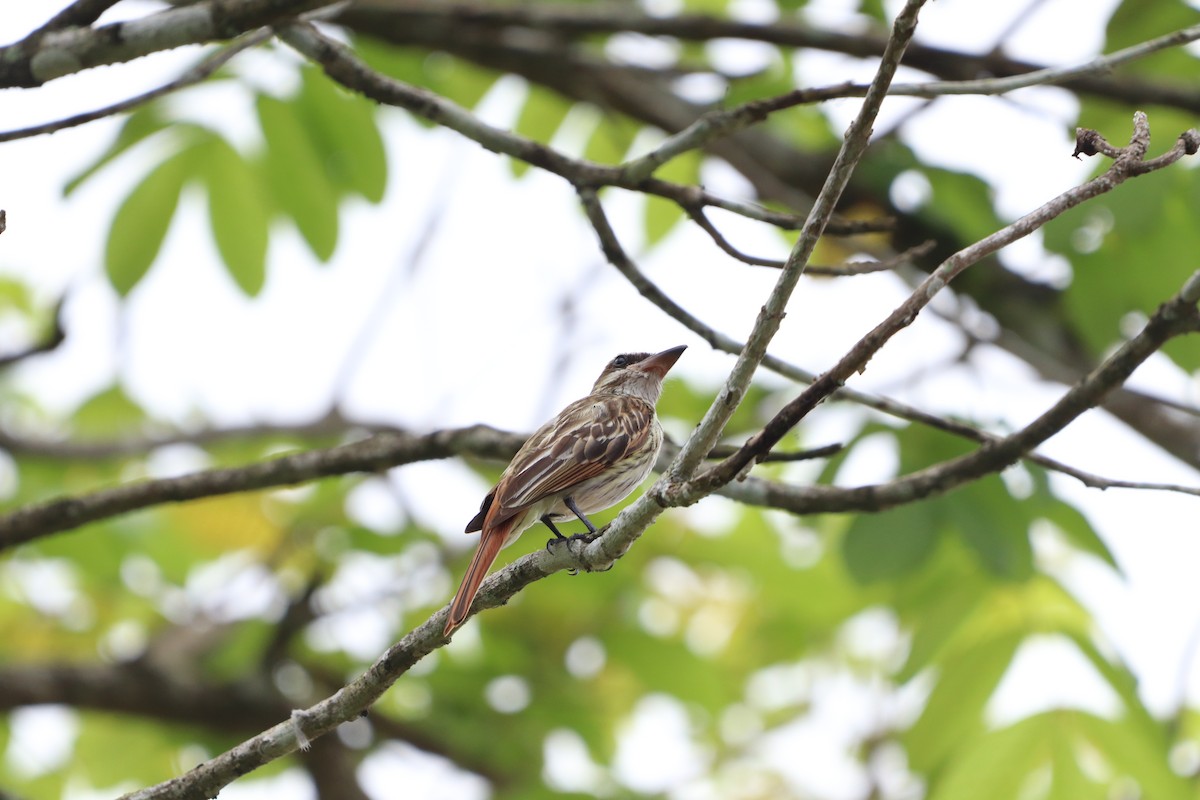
(486, 394, 654, 522)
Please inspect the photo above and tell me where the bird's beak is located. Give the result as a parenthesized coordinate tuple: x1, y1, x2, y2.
(637, 345, 687, 378)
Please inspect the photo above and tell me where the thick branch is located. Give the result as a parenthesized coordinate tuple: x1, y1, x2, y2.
(0, 29, 272, 143)
(341, 3, 1200, 115)
(0, 426, 523, 551)
(0, 0, 323, 88)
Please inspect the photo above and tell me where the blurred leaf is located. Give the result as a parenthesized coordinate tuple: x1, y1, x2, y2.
(898, 573, 988, 680)
(163, 493, 282, 555)
(74, 712, 195, 787)
(1050, 728, 1106, 799)
(904, 630, 1022, 772)
(949, 476, 1033, 580)
(585, 115, 641, 165)
(512, 86, 574, 177)
(64, 105, 170, 196)
(103, 146, 192, 296)
(296, 67, 389, 203)
(72, 383, 144, 437)
(643, 150, 702, 248)
(927, 712, 1051, 800)
(1046, 157, 1200, 369)
(256, 93, 339, 261)
(0, 276, 35, 315)
(842, 502, 941, 583)
(1029, 467, 1119, 570)
(202, 136, 269, 296)
(1075, 712, 1188, 799)
(425, 52, 499, 110)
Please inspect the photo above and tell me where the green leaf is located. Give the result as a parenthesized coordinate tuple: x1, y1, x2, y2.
(202, 137, 269, 296)
(1049, 727, 1106, 799)
(426, 52, 499, 110)
(898, 576, 987, 680)
(1074, 712, 1189, 799)
(512, 86, 574, 177)
(1029, 468, 1118, 570)
(0, 276, 35, 315)
(927, 712, 1051, 800)
(1047, 166, 1200, 369)
(842, 501, 941, 583)
(949, 476, 1034, 580)
(64, 105, 169, 196)
(73, 383, 144, 437)
(74, 712, 196, 787)
(643, 150, 702, 248)
(256, 93, 339, 261)
(103, 147, 191, 296)
(904, 630, 1022, 771)
(585, 115, 641, 165)
(296, 67, 388, 203)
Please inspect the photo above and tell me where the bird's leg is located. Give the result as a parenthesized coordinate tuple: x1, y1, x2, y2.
(542, 515, 567, 552)
(564, 496, 600, 542)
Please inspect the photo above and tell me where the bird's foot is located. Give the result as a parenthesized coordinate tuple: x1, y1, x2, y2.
(549, 527, 611, 574)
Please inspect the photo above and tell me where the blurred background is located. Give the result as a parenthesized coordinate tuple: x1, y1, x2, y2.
(1, 0, 1199, 797)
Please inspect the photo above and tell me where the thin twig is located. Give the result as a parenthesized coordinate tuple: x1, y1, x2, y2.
(580, 159, 1200, 498)
(689, 205, 932, 273)
(0, 29, 271, 143)
(0, 299, 66, 369)
(665, 0, 929, 484)
(692, 116, 1200, 491)
(277, 23, 881, 237)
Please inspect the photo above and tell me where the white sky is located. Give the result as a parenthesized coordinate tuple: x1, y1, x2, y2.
(2, 0, 1200, 797)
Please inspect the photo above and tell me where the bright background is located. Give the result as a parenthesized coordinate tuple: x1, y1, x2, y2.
(2, 0, 1199, 797)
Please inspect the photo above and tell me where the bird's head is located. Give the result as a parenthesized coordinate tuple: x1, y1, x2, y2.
(591, 345, 687, 403)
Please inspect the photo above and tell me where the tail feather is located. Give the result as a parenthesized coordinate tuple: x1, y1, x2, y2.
(444, 518, 516, 636)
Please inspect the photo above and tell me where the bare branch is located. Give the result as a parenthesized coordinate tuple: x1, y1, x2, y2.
(277, 23, 878, 236)
(22, 0, 123, 40)
(579, 182, 1200, 500)
(0, 426, 524, 552)
(0, 29, 271, 143)
(0, 298, 66, 369)
(0, 0, 324, 88)
(689, 205, 931, 273)
(116, 266, 1199, 799)
(804, 268, 1200, 511)
(354, 3, 1200, 115)
(666, 0, 928, 483)
(694, 113, 1200, 491)
(884, 22, 1200, 99)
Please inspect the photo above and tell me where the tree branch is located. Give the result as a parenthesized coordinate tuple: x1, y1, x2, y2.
(694, 116, 1200, 490)
(0, 0, 324, 88)
(277, 22, 875, 236)
(0, 426, 524, 551)
(165, 262, 1194, 800)
(0, 29, 272, 143)
(346, 3, 1200, 115)
(665, 0, 929, 484)
(0, 298, 66, 369)
(23, 0, 123, 40)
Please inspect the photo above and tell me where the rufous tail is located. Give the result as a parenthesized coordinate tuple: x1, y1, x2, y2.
(444, 519, 514, 635)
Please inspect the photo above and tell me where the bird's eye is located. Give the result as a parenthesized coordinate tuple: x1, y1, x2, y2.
(613, 355, 628, 368)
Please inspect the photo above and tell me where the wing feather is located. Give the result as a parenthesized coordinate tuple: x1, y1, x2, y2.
(490, 395, 653, 515)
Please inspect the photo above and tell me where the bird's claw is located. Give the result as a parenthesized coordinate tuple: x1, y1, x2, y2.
(547, 527, 609, 574)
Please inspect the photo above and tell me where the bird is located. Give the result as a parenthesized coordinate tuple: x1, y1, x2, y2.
(443, 345, 687, 636)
